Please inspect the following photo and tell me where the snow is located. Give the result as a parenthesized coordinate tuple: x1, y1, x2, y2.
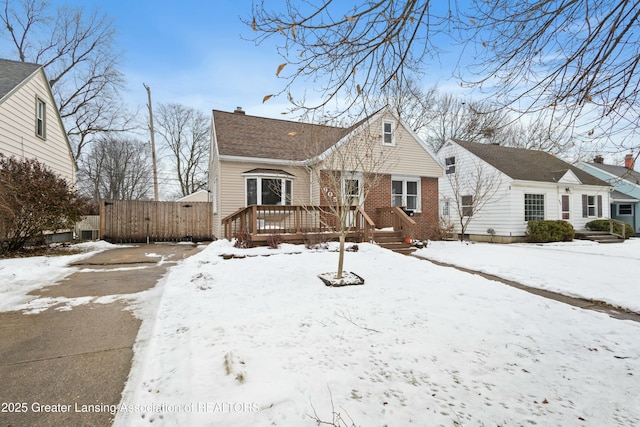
(114, 240, 640, 427)
(415, 238, 640, 313)
(1, 239, 638, 426)
(0, 241, 125, 313)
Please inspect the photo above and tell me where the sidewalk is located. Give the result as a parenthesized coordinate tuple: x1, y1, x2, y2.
(0, 243, 204, 427)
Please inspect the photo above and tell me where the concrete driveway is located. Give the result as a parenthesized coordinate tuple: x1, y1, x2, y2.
(0, 243, 205, 427)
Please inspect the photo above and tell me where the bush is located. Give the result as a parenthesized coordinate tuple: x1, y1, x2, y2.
(266, 233, 283, 249)
(586, 219, 633, 239)
(0, 155, 89, 253)
(233, 230, 253, 248)
(526, 220, 575, 243)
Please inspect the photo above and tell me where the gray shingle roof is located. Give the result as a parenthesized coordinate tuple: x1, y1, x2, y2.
(453, 139, 609, 186)
(0, 58, 41, 101)
(585, 162, 640, 186)
(212, 110, 364, 161)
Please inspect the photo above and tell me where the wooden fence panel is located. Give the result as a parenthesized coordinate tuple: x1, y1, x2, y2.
(100, 200, 212, 243)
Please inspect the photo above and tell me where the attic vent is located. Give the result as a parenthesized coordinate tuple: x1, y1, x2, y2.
(234, 106, 245, 115)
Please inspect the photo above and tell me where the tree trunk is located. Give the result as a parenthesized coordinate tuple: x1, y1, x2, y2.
(337, 233, 346, 279)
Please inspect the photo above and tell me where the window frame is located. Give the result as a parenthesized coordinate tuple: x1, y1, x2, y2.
(243, 174, 293, 206)
(445, 156, 456, 174)
(382, 120, 395, 146)
(35, 96, 46, 139)
(442, 199, 450, 217)
(524, 193, 545, 221)
(391, 176, 421, 212)
(618, 203, 633, 216)
(461, 194, 473, 217)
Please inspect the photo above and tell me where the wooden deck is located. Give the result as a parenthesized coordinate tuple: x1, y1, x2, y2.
(221, 205, 417, 253)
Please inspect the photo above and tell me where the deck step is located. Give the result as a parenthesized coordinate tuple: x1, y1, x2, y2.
(374, 230, 416, 255)
(575, 230, 625, 244)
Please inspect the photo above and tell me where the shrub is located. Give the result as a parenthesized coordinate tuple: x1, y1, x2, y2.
(233, 230, 253, 248)
(266, 233, 283, 249)
(0, 155, 89, 253)
(586, 219, 633, 239)
(526, 220, 575, 243)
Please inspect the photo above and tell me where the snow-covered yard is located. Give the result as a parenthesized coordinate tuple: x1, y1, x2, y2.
(1, 239, 639, 426)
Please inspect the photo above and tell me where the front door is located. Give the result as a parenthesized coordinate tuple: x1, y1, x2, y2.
(342, 173, 363, 227)
(561, 194, 570, 220)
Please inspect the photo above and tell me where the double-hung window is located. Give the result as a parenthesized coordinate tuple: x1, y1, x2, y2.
(524, 194, 545, 221)
(244, 170, 293, 206)
(582, 194, 602, 218)
(391, 177, 420, 211)
(461, 195, 473, 217)
(382, 120, 395, 146)
(445, 157, 455, 174)
(36, 97, 46, 139)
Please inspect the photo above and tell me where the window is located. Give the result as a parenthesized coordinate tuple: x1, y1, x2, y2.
(582, 194, 602, 218)
(442, 200, 450, 217)
(618, 204, 633, 216)
(461, 195, 473, 217)
(445, 157, 455, 174)
(36, 97, 46, 139)
(382, 120, 395, 145)
(245, 177, 292, 206)
(524, 194, 545, 221)
(391, 177, 420, 211)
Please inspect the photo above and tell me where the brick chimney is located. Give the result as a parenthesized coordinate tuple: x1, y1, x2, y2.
(233, 106, 245, 115)
(593, 155, 604, 164)
(624, 153, 635, 170)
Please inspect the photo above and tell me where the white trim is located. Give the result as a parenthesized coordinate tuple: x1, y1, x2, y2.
(617, 203, 634, 216)
(382, 119, 396, 146)
(391, 175, 421, 212)
(221, 154, 305, 166)
(242, 170, 295, 179)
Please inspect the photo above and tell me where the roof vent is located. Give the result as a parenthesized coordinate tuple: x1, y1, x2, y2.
(234, 106, 245, 115)
(593, 155, 604, 164)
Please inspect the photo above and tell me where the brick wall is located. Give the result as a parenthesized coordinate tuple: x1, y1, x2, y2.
(319, 171, 440, 240)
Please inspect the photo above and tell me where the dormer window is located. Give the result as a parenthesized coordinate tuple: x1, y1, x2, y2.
(382, 120, 395, 146)
(35, 97, 46, 139)
(445, 156, 455, 174)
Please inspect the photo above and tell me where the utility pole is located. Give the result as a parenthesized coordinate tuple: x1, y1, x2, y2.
(144, 83, 159, 201)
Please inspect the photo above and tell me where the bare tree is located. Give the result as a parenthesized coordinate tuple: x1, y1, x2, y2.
(423, 93, 511, 152)
(442, 154, 501, 241)
(155, 103, 210, 198)
(78, 136, 152, 203)
(1, 0, 132, 159)
(249, 0, 447, 118)
(462, 0, 640, 150)
(381, 77, 437, 137)
(250, 1, 640, 152)
(304, 110, 397, 281)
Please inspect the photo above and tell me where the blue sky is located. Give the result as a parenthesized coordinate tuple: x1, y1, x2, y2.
(40, 0, 461, 119)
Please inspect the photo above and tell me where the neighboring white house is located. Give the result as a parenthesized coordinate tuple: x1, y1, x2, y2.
(438, 139, 612, 242)
(578, 155, 640, 236)
(0, 58, 76, 184)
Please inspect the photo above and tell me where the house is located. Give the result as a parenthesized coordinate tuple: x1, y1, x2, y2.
(438, 139, 612, 242)
(0, 58, 75, 184)
(208, 107, 443, 243)
(578, 155, 640, 236)
(177, 189, 210, 203)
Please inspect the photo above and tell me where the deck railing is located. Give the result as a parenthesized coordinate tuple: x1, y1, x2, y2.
(221, 205, 375, 243)
(375, 206, 417, 241)
(608, 218, 627, 239)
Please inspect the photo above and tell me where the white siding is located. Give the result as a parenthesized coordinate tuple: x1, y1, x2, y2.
(439, 141, 612, 240)
(0, 69, 75, 183)
(438, 142, 514, 237)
